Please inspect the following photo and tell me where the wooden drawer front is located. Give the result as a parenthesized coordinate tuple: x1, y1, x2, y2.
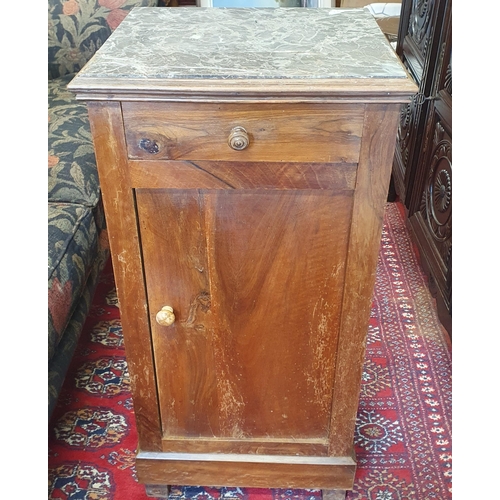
(122, 102, 364, 164)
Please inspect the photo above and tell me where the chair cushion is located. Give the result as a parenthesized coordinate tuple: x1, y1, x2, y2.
(48, 203, 99, 362)
(49, 0, 158, 80)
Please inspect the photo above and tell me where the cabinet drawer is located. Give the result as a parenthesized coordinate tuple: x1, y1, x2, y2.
(122, 102, 364, 164)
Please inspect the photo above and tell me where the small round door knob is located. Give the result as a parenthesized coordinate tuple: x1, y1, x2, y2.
(156, 306, 175, 326)
(228, 126, 249, 151)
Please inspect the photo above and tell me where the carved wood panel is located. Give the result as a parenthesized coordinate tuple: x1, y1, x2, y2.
(411, 116, 451, 319)
(393, 94, 420, 202)
(406, 0, 452, 332)
(392, 0, 448, 215)
(407, 0, 434, 73)
(419, 123, 452, 263)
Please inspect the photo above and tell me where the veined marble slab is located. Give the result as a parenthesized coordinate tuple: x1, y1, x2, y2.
(72, 7, 408, 82)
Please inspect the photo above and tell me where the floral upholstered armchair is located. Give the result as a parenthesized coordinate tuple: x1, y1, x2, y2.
(48, 0, 158, 419)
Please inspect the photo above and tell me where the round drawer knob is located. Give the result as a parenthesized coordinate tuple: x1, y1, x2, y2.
(228, 126, 249, 151)
(156, 306, 175, 326)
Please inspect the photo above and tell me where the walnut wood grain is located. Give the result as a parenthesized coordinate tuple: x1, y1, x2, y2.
(69, 77, 418, 104)
(136, 452, 356, 490)
(85, 97, 408, 489)
(128, 160, 357, 191)
(161, 437, 329, 456)
(86, 101, 162, 451)
(135, 188, 352, 448)
(73, 4, 419, 492)
(122, 102, 364, 163)
(328, 103, 401, 456)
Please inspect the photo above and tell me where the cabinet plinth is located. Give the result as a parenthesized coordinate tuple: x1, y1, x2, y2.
(69, 6, 417, 494)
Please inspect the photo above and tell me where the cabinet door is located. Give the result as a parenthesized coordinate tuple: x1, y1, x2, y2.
(411, 108, 451, 307)
(393, 0, 447, 214)
(135, 172, 354, 455)
(409, 4, 452, 331)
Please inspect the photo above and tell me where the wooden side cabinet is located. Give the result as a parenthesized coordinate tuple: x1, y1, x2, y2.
(69, 7, 417, 497)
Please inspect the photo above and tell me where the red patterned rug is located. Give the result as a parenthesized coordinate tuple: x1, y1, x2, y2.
(48, 201, 452, 499)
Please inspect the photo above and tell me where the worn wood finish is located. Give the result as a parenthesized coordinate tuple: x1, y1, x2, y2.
(328, 103, 401, 456)
(75, 7, 418, 493)
(160, 437, 329, 456)
(86, 101, 162, 452)
(136, 452, 356, 490)
(136, 188, 353, 451)
(71, 77, 419, 104)
(85, 98, 411, 488)
(128, 160, 358, 191)
(122, 102, 364, 163)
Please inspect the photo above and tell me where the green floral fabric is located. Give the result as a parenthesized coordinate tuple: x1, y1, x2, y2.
(49, 74, 100, 207)
(48, 237, 108, 418)
(48, 73, 108, 417)
(48, 0, 157, 417)
(48, 0, 157, 80)
(48, 75, 109, 417)
(48, 203, 98, 362)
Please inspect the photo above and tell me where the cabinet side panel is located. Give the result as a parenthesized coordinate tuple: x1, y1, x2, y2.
(136, 188, 353, 449)
(86, 101, 162, 451)
(329, 103, 401, 455)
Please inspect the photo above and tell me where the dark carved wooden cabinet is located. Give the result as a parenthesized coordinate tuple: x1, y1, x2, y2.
(392, 0, 452, 334)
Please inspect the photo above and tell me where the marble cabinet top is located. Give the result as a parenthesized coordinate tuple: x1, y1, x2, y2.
(71, 7, 408, 83)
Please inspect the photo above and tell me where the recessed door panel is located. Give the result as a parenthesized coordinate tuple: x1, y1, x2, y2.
(136, 187, 353, 453)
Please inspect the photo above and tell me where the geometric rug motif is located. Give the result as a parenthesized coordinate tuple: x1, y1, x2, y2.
(354, 410, 404, 453)
(74, 357, 130, 396)
(48, 202, 452, 499)
(53, 408, 128, 449)
(49, 461, 116, 499)
(90, 319, 125, 348)
(359, 359, 392, 398)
